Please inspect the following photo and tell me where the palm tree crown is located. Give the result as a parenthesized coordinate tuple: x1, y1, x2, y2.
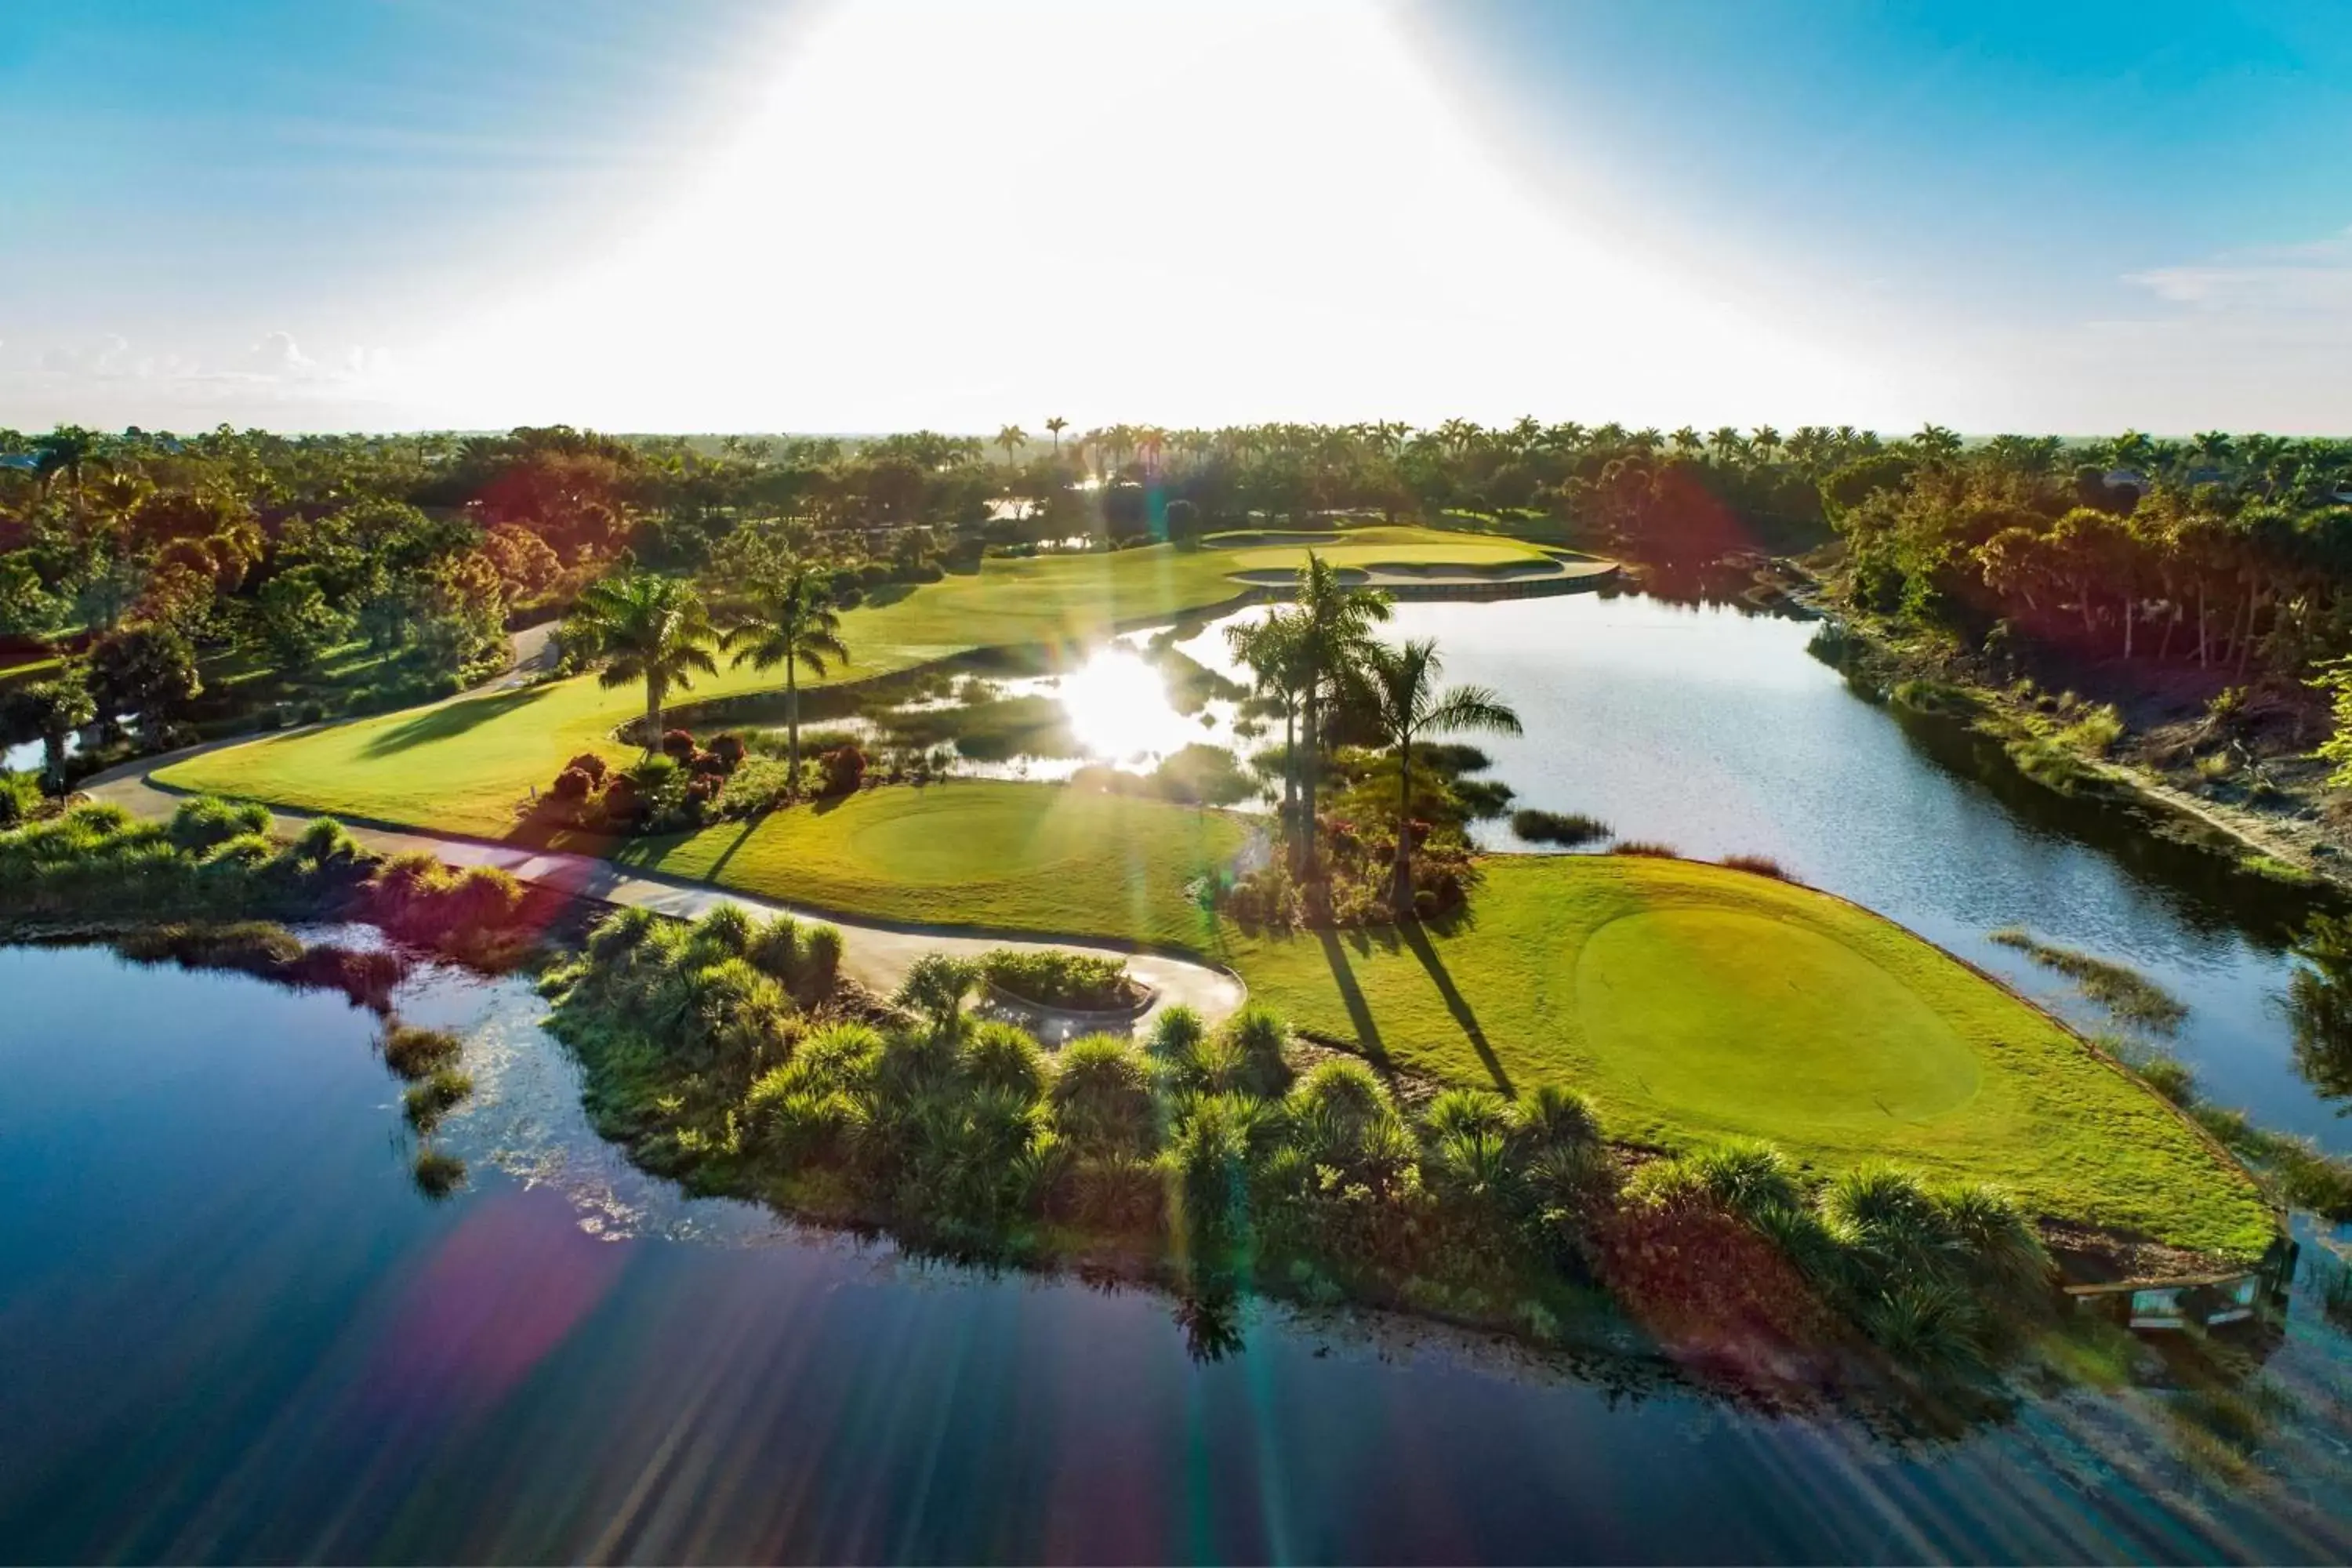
(724, 557, 848, 791)
(1291, 553, 1392, 873)
(1359, 637, 1523, 909)
(565, 572, 720, 747)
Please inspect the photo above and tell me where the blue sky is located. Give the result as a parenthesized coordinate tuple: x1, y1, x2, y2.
(5, 0, 2348, 434)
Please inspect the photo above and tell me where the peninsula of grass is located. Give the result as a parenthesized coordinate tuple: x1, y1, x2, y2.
(158, 528, 1563, 834)
(612, 779, 1246, 952)
(1219, 855, 2277, 1264)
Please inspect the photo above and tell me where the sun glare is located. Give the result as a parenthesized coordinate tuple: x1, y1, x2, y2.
(1055, 647, 1185, 764)
(401, 0, 1886, 432)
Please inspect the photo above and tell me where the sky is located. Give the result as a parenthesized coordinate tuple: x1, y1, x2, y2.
(4, 0, 2349, 437)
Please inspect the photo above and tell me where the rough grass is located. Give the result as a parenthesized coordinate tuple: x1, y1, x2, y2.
(1220, 857, 2276, 1263)
(159, 530, 1548, 835)
(612, 779, 1246, 950)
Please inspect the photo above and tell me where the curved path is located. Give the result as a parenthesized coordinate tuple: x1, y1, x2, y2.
(81, 630, 1245, 1034)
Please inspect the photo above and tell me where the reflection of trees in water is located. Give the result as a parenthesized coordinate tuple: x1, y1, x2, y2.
(2288, 915, 2352, 1111)
(1806, 625, 2328, 953)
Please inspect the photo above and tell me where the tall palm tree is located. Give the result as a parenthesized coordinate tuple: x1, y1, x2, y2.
(995, 425, 1028, 465)
(1359, 638, 1522, 909)
(1225, 607, 1312, 824)
(724, 558, 848, 792)
(1044, 416, 1067, 456)
(1293, 553, 1391, 873)
(564, 572, 720, 749)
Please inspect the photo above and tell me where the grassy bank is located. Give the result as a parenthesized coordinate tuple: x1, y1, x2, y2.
(1220, 856, 2276, 1264)
(158, 529, 1556, 835)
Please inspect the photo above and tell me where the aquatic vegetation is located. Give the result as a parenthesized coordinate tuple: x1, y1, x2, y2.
(402, 1067, 474, 1131)
(1719, 853, 1795, 880)
(1989, 927, 2188, 1036)
(381, 1023, 463, 1080)
(410, 1147, 466, 1200)
(1510, 808, 1610, 848)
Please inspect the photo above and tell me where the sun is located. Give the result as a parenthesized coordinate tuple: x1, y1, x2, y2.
(400, 0, 1886, 433)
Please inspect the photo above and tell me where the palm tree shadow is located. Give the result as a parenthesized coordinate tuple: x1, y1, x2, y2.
(1314, 927, 1388, 1065)
(703, 815, 762, 881)
(360, 686, 552, 758)
(1399, 919, 1514, 1095)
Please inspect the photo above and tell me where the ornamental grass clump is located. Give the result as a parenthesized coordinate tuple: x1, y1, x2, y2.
(382, 1023, 463, 1080)
(403, 1067, 474, 1131)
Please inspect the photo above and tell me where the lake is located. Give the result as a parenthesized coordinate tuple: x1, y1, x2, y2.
(5, 942, 2351, 1563)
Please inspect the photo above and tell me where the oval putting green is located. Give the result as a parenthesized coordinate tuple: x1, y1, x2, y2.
(1575, 909, 1981, 1136)
(1227, 856, 2278, 1263)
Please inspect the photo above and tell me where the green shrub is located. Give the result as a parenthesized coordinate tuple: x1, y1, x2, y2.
(1421, 1086, 1515, 1144)
(746, 914, 800, 982)
(893, 953, 981, 1036)
(291, 815, 359, 866)
(1211, 1004, 1294, 1098)
(1049, 1034, 1158, 1156)
(65, 801, 132, 836)
(978, 947, 1133, 1011)
(691, 901, 756, 956)
(799, 924, 844, 990)
(962, 1020, 1050, 1100)
(1145, 1004, 1207, 1070)
(586, 906, 659, 964)
(169, 795, 271, 852)
(1512, 1083, 1602, 1156)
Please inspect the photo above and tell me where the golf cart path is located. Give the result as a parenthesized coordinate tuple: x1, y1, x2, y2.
(85, 742, 1245, 1033)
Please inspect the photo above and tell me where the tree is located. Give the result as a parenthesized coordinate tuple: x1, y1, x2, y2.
(6, 670, 94, 793)
(1358, 638, 1522, 909)
(564, 572, 720, 748)
(723, 558, 846, 790)
(88, 625, 201, 741)
(995, 425, 1028, 465)
(1225, 607, 1312, 827)
(254, 570, 350, 671)
(1044, 416, 1067, 456)
(1291, 553, 1391, 874)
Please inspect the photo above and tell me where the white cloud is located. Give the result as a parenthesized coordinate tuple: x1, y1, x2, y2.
(2125, 228, 2352, 317)
(247, 330, 314, 374)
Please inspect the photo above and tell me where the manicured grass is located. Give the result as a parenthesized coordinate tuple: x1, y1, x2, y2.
(610, 780, 1247, 952)
(162, 529, 1548, 834)
(1220, 856, 2277, 1262)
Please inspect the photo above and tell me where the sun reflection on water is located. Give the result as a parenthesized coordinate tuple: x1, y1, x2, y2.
(1054, 648, 1194, 764)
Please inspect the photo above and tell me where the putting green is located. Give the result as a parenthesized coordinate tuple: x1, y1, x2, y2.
(1224, 856, 2276, 1261)
(1575, 909, 1981, 1135)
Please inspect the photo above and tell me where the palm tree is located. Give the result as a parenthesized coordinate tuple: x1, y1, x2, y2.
(1293, 553, 1391, 873)
(724, 558, 848, 790)
(564, 572, 720, 749)
(1225, 607, 1312, 825)
(995, 424, 1028, 465)
(1359, 638, 1522, 910)
(1044, 416, 1067, 456)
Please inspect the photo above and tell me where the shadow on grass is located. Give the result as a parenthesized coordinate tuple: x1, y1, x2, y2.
(1399, 917, 1514, 1095)
(360, 685, 551, 759)
(1316, 927, 1388, 1064)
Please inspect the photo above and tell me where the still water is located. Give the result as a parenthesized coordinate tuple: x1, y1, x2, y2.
(5, 943, 2351, 1563)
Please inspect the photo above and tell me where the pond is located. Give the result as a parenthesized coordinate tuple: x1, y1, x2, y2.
(4, 942, 2350, 1562)
(891, 588, 2352, 1152)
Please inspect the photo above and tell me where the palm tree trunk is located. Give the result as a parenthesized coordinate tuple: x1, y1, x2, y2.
(1297, 691, 1319, 876)
(646, 676, 663, 751)
(786, 659, 800, 797)
(2198, 583, 2210, 667)
(1392, 733, 1414, 910)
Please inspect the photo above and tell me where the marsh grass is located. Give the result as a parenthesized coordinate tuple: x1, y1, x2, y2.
(412, 1147, 466, 1199)
(1989, 927, 2188, 1036)
(403, 1067, 474, 1131)
(1719, 854, 1796, 881)
(382, 1024, 463, 1080)
(2125, 1051, 2352, 1219)
(1510, 809, 1610, 848)
(1609, 840, 1679, 858)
